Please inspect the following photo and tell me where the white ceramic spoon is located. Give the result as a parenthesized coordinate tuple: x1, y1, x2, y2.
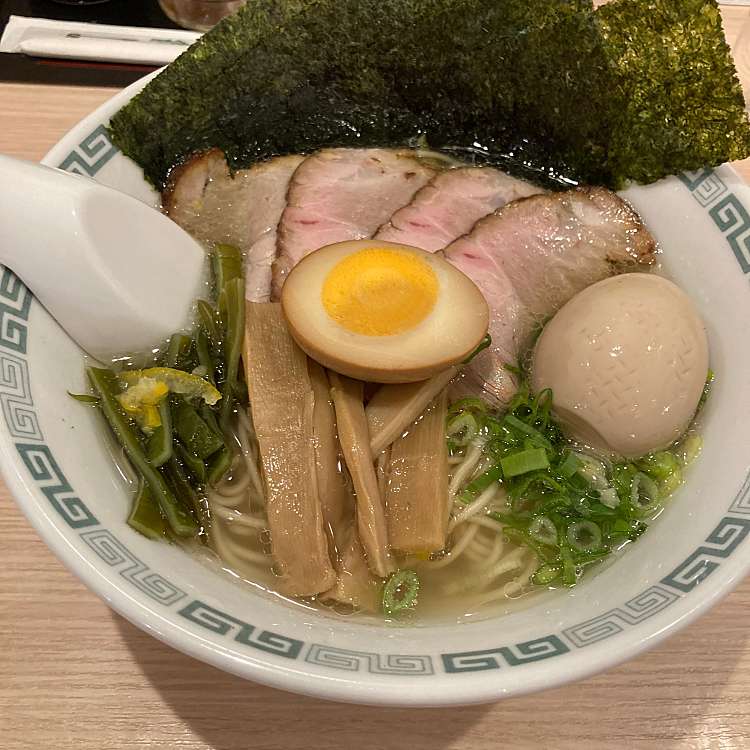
(0, 155, 206, 362)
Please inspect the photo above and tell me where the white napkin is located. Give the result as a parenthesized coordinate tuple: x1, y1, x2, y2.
(0, 16, 200, 65)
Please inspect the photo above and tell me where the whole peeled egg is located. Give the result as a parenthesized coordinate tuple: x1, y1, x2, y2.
(531, 273, 708, 458)
(281, 240, 489, 382)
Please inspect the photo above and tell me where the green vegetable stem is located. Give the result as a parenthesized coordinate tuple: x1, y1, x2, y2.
(87, 367, 198, 538)
(76, 243, 247, 543)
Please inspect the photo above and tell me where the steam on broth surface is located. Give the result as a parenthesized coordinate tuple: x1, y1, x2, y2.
(79, 150, 710, 623)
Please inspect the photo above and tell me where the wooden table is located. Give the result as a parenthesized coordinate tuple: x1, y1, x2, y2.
(3, 7, 750, 749)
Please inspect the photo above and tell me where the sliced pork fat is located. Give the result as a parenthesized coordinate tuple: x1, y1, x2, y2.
(272, 149, 435, 298)
(376, 167, 543, 251)
(164, 150, 303, 302)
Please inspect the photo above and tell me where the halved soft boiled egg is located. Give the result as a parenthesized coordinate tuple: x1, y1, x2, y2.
(281, 240, 489, 382)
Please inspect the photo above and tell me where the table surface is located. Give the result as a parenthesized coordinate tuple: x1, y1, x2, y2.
(4, 7, 750, 750)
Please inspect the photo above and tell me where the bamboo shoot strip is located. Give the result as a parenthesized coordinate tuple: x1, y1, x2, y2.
(366, 366, 457, 456)
(385, 389, 449, 553)
(323, 523, 383, 613)
(329, 372, 394, 578)
(308, 360, 354, 552)
(376, 445, 391, 498)
(244, 303, 335, 596)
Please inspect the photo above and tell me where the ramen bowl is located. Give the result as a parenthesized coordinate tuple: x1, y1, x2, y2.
(3, 74, 750, 706)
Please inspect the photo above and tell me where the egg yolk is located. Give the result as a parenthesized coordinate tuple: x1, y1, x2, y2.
(321, 247, 439, 336)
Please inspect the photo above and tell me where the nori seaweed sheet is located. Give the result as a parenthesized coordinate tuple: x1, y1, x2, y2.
(108, 0, 750, 190)
(598, 0, 750, 185)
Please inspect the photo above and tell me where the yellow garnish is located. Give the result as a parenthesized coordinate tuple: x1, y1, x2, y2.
(119, 367, 221, 405)
(321, 247, 438, 336)
(116, 377, 169, 431)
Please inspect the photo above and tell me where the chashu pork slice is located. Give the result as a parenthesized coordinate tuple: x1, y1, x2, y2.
(272, 148, 435, 298)
(375, 166, 543, 251)
(164, 150, 304, 302)
(445, 187, 656, 406)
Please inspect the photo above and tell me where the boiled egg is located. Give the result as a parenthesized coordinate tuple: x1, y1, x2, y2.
(531, 273, 708, 458)
(281, 240, 489, 382)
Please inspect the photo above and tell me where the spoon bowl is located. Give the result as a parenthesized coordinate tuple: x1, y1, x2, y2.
(0, 154, 205, 361)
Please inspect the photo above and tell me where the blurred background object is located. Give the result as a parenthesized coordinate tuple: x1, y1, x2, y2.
(158, 0, 246, 31)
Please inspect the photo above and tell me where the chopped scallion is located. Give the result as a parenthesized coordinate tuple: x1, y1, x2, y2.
(464, 464, 503, 498)
(558, 451, 581, 479)
(598, 486, 620, 509)
(532, 563, 562, 586)
(630, 472, 660, 517)
(382, 570, 420, 616)
(500, 448, 549, 478)
(528, 515, 558, 546)
(566, 520, 602, 553)
(446, 412, 479, 449)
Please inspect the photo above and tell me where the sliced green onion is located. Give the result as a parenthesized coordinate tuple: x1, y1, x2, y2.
(558, 451, 582, 479)
(524, 387, 553, 426)
(382, 570, 420, 616)
(659, 465, 683, 497)
(503, 414, 552, 448)
(445, 380, 700, 595)
(575, 454, 609, 489)
(678, 434, 703, 467)
(532, 562, 562, 586)
(598, 487, 620, 509)
(566, 520, 602, 553)
(560, 547, 578, 586)
(502, 527, 557, 563)
(446, 412, 479, 448)
(500, 448, 549, 478)
(447, 397, 487, 417)
(630, 472, 660, 517)
(698, 369, 714, 409)
(635, 451, 680, 481)
(464, 464, 503, 498)
(572, 549, 609, 565)
(529, 515, 558, 546)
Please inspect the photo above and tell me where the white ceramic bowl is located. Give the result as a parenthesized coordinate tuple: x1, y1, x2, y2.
(4, 73, 750, 706)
